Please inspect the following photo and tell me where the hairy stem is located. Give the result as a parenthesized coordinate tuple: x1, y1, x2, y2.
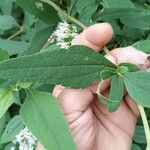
(42, 34, 55, 50)
(7, 26, 24, 40)
(41, 0, 86, 29)
(103, 46, 110, 54)
(41, 0, 109, 51)
(138, 105, 150, 149)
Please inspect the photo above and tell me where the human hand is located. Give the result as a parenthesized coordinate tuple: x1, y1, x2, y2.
(37, 23, 148, 150)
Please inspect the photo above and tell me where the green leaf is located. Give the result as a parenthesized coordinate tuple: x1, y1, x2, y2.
(0, 15, 18, 31)
(0, 112, 10, 140)
(0, 39, 30, 56)
(20, 90, 76, 150)
(35, 83, 55, 93)
(101, 0, 150, 30)
(119, 63, 139, 72)
(3, 143, 15, 150)
(109, 75, 124, 100)
(13, 92, 21, 106)
(117, 66, 128, 74)
(0, 0, 13, 15)
(102, 0, 135, 8)
(0, 45, 116, 88)
(0, 49, 9, 61)
(124, 72, 150, 108)
(97, 7, 150, 19)
(76, 0, 97, 25)
(17, 0, 59, 25)
(133, 125, 146, 144)
(24, 26, 54, 55)
(122, 26, 145, 41)
(0, 89, 15, 119)
(45, 44, 60, 52)
(23, 11, 35, 31)
(131, 144, 142, 150)
(1, 115, 24, 144)
(95, 7, 150, 30)
(17, 81, 32, 89)
(121, 15, 150, 30)
(97, 75, 124, 112)
(133, 40, 150, 54)
(35, 19, 49, 31)
(100, 67, 116, 80)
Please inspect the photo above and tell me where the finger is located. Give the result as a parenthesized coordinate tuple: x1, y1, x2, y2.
(93, 100, 137, 138)
(36, 142, 45, 150)
(110, 46, 148, 68)
(93, 90, 138, 137)
(57, 88, 93, 116)
(53, 86, 93, 124)
(72, 23, 113, 51)
(124, 94, 140, 118)
(52, 85, 65, 97)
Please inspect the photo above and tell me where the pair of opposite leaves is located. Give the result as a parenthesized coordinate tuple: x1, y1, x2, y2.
(0, 45, 149, 111)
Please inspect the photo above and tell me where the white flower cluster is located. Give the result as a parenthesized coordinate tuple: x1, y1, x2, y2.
(53, 21, 78, 49)
(11, 127, 37, 150)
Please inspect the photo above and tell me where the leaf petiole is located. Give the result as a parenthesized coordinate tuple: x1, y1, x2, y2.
(41, 0, 87, 29)
(7, 26, 24, 40)
(138, 105, 150, 149)
(41, 0, 110, 52)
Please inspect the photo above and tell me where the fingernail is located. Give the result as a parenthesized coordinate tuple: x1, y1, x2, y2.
(145, 55, 150, 71)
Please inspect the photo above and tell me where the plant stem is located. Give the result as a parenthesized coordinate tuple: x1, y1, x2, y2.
(41, 0, 108, 50)
(68, 15, 87, 29)
(41, 0, 86, 29)
(138, 105, 150, 149)
(7, 26, 24, 40)
(42, 34, 55, 50)
(103, 46, 110, 54)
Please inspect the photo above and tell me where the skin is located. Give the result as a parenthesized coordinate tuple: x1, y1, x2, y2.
(37, 23, 148, 150)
